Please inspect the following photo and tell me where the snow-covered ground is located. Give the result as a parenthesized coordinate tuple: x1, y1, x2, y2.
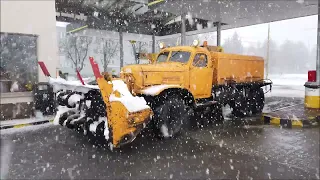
(266, 74, 307, 98)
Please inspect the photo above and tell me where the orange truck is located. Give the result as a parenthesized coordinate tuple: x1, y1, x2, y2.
(43, 40, 272, 149)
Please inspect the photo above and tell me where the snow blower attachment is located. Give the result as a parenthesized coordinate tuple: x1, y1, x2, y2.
(38, 59, 152, 148)
(88, 57, 152, 147)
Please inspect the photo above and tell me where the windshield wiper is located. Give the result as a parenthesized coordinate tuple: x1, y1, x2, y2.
(171, 50, 183, 58)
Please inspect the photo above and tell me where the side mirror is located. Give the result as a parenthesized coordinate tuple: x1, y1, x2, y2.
(147, 53, 158, 64)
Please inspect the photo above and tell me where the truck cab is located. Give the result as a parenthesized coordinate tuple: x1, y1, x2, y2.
(155, 45, 214, 99)
(121, 40, 220, 100)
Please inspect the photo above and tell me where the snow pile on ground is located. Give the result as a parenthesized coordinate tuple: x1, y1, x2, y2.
(49, 77, 98, 93)
(141, 84, 179, 96)
(109, 80, 150, 112)
(268, 74, 307, 86)
(266, 74, 306, 98)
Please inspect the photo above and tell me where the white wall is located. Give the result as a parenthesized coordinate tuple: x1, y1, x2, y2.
(1, 0, 59, 82)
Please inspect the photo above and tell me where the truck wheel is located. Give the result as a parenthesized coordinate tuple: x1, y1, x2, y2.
(201, 104, 224, 126)
(249, 88, 265, 114)
(230, 93, 248, 118)
(212, 104, 224, 124)
(153, 96, 190, 138)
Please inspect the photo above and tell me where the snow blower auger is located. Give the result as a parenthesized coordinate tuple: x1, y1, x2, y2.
(38, 59, 152, 149)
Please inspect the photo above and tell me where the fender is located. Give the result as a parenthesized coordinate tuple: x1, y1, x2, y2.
(138, 85, 196, 108)
(138, 84, 184, 96)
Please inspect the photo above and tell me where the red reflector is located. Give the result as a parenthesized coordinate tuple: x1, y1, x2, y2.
(89, 57, 102, 79)
(308, 70, 316, 82)
(76, 69, 85, 85)
(38, 61, 51, 77)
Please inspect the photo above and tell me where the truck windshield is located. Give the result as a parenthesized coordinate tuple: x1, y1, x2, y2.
(169, 51, 191, 63)
(157, 52, 169, 63)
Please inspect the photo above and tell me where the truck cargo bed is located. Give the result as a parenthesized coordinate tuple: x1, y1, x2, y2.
(211, 52, 264, 85)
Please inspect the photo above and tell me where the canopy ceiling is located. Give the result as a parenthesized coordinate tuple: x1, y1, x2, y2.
(55, 0, 318, 36)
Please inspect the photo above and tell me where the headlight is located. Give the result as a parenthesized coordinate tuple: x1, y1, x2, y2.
(159, 42, 165, 49)
(193, 40, 199, 47)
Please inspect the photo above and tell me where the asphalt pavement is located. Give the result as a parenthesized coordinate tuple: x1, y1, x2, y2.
(1, 97, 319, 180)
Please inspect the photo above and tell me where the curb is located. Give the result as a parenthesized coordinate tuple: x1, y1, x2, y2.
(0, 120, 54, 130)
(262, 114, 319, 128)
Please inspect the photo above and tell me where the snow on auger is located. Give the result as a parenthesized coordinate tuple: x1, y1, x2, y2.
(39, 40, 272, 149)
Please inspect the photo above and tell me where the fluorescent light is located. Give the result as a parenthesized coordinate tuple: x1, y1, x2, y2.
(56, 21, 70, 27)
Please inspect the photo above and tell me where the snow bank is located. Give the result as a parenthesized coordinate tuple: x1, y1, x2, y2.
(265, 86, 305, 98)
(109, 80, 150, 112)
(268, 74, 307, 86)
(49, 77, 99, 93)
(266, 74, 306, 98)
(141, 84, 179, 96)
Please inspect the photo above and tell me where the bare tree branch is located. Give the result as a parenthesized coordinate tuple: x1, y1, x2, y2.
(60, 35, 92, 72)
(130, 41, 148, 64)
(96, 38, 119, 72)
(79, 38, 90, 71)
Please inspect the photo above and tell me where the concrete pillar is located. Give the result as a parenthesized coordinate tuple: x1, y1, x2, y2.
(181, 12, 186, 46)
(317, 0, 320, 84)
(304, 0, 320, 109)
(216, 21, 221, 47)
(119, 28, 124, 69)
(152, 32, 156, 53)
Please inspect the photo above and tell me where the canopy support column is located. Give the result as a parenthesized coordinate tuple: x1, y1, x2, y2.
(181, 12, 186, 46)
(119, 28, 124, 69)
(217, 21, 221, 47)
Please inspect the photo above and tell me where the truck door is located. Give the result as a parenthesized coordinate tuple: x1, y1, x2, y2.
(189, 53, 213, 99)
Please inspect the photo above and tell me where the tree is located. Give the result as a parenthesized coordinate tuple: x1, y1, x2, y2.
(60, 35, 92, 72)
(307, 45, 317, 70)
(129, 40, 148, 64)
(278, 40, 309, 73)
(95, 38, 119, 72)
(222, 32, 243, 54)
(257, 39, 279, 74)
